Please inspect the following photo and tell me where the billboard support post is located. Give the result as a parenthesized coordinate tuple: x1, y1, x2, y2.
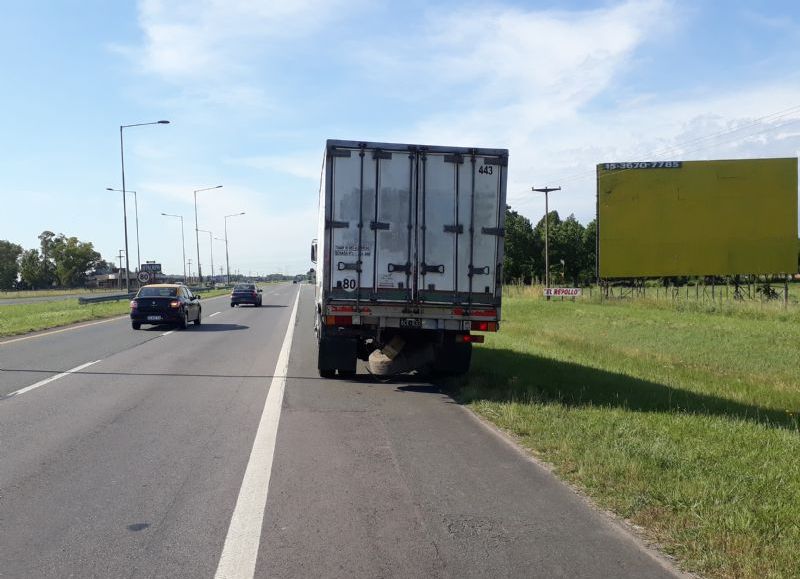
(532, 185, 561, 294)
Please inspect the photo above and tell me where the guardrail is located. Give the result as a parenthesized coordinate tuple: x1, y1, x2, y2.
(78, 293, 134, 304)
(77, 285, 229, 304)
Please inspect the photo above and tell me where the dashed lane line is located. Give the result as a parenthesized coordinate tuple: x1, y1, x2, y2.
(2, 360, 101, 400)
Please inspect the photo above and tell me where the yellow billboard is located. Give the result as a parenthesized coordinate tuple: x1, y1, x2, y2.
(597, 158, 798, 278)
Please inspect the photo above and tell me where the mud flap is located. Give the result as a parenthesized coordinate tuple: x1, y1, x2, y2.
(318, 336, 358, 373)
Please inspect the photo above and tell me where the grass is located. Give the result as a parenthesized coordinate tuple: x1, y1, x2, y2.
(452, 289, 800, 578)
(0, 288, 233, 338)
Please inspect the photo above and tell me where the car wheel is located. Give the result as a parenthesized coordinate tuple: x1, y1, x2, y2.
(179, 311, 188, 330)
(194, 309, 202, 325)
(230, 302, 235, 308)
(132, 322, 141, 330)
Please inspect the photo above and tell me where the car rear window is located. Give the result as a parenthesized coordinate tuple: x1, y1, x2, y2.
(138, 287, 178, 297)
(235, 285, 255, 290)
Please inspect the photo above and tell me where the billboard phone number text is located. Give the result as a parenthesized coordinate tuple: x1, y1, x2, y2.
(603, 161, 682, 171)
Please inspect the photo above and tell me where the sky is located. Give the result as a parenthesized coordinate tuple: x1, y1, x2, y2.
(1, 0, 799, 277)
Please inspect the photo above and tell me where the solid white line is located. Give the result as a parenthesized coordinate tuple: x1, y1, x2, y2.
(215, 288, 301, 579)
(4, 360, 101, 399)
(210, 312, 221, 318)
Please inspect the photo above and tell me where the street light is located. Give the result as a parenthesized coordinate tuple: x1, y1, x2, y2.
(161, 213, 187, 281)
(118, 120, 170, 292)
(107, 188, 140, 274)
(193, 185, 223, 282)
(197, 228, 215, 285)
(224, 212, 245, 284)
(532, 185, 561, 290)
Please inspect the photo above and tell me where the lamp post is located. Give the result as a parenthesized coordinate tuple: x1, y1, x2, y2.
(197, 228, 215, 285)
(532, 186, 561, 290)
(107, 188, 140, 273)
(224, 212, 245, 284)
(118, 120, 169, 292)
(193, 185, 222, 282)
(161, 213, 187, 281)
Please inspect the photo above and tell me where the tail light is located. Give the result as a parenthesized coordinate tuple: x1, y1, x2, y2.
(169, 300, 181, 308)
(129, 300, 138, 309)
(252, 292, 258, 297)
(325, 315, 352, 326)
(470, 321, 498, 332)
(456, 334, 484, 343)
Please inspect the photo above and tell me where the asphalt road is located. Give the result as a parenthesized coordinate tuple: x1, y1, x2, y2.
(0, 284, 683, 578)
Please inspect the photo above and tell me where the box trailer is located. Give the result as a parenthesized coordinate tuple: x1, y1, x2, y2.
(311, 139, 508, 377)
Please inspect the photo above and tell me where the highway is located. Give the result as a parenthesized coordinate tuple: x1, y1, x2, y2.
(0, 283, 681, 578)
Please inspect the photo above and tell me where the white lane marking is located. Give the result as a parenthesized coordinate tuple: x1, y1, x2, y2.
(215, 288, 301, 579)
(210, 312, 221, 318)
(4, 360, 101, 399)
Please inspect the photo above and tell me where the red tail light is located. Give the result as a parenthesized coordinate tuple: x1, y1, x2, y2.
(130, 300, 138, 309)
(169, 300, 181, 308)
(325, 315, 352, 326)
(470, 321, 498, 332)
(456, 334, 484, 343)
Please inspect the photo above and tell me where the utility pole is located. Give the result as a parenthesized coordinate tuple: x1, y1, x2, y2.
(532, 186, 561, 291)
(187, 258, 193, 284)
(117, 249, 125, 291)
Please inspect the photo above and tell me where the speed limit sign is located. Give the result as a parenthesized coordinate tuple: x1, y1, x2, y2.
(138, 271, 151, 283)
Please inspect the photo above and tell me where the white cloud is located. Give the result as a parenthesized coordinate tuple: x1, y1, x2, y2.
(226, 151, 324, 182)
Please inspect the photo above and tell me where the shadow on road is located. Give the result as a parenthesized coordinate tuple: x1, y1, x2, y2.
(447, 347, 797, 430)
(138, 323, 248, 332)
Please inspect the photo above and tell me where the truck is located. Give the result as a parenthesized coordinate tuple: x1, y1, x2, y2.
(311, 139, 508, 378)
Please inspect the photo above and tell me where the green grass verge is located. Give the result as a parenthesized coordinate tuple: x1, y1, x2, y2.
(0, 288, 121, 299)
(453, 295, 800, 578)
(0, 289, 232, 338)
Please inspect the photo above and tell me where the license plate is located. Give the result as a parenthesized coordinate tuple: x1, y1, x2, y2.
(400, 318, 422, 328)
(147, 315, 162, 321)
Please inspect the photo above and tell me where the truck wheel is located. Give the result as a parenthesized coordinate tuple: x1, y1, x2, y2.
(319, 369, 336, 379)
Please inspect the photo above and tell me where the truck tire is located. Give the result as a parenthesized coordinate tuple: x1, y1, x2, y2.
(319, 369, 336, 379)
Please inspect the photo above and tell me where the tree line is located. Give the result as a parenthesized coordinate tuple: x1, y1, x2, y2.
(503, 206, 597, 285)
(0, 231, 110, 290)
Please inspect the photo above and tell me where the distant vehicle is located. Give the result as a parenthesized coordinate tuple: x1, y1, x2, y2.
(230, 283, 263, 307)
(130, 284, 201, 330)
(312, 139, 507, 378)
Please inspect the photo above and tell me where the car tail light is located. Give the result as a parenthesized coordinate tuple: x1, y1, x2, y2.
(456, 334, 484, 343)
(169, 300, 181, 308)
(470, 321, 498, 332)
(129, 300, 138, 309)
(252, 292, 258, 297)
(325, 315, 352, 326)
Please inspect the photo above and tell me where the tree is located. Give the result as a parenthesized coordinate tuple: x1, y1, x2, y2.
(37, 230, 57, 287)
(581, 219, 598, 283)
(503, 207, 537, 283)
(551, 214, 586, 285)
(49, 234, 102, 287)
(18, 249, 47, 289)
(0, 240, 23, 290)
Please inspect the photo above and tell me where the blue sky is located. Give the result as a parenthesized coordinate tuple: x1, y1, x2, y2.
(1, 0, 799, 276)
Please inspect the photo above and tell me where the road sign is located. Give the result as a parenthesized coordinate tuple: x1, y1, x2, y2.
(138, 271, 151, 283)
(544, 287, 581, 297)
(140, 263, 162, 273)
